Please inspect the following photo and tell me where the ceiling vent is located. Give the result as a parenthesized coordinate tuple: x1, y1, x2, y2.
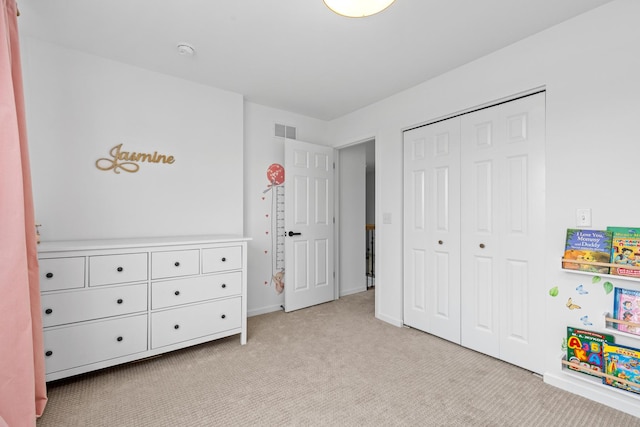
(275, 123, 297, 140)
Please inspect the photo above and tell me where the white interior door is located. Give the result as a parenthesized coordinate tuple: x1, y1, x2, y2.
(403, 117, 461, 343)
(460, 92, 545, 374)
(284, 139, 335, 312)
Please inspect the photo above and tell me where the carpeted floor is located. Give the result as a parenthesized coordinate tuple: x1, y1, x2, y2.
(37, 290, 640, 426)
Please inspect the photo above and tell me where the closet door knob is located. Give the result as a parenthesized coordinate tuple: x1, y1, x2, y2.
(117, 299, 123, 304)
(174, 261, 180, 267)
(221, 257, 227, 262)
(221, 283, 227, 289)
(45, 351, 53, 357)
(117, 266, 124, 272)
(221, 314, 226, 319)
(174, 324, 180, 330)
(174, 290, 180, 296)
(45, 272, 54, 279)
(117, 336, 123, 342)
(45, 308, 53, 315)
(479, 243, 486, 249)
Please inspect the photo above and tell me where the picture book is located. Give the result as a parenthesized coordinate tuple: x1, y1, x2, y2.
(608, 227, 640, 278)
(612, 287, 640, 335)
(562, 229, 612, 274)
(566, 327, 613, 377)
(603, 342, 640, 394)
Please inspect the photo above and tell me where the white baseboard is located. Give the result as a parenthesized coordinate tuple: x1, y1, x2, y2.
(544, 371, 640, 418)
(248, 304, 283, 317)
(339, 286, 367, 297)
(376, 312, 403, 328)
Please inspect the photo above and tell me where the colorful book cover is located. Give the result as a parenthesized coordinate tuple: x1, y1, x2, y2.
(562, 229, 612, 274)
(612, 287, 640, 335)
(603, 342, 640, 394)
(608, 227, 640, 278)
(566, 327, 613, 377)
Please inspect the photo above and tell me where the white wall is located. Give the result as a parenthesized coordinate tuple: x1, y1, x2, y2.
(327, 0, 640, 414)
(338, 144, 366, 296)
(243, 102, 329, 316)
(21, 38, 244, 241)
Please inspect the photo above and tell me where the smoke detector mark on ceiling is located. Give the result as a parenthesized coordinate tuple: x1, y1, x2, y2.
(177, 43, 195, 56)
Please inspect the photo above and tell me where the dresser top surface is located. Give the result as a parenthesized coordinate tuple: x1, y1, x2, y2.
(38, 235, 251, 253)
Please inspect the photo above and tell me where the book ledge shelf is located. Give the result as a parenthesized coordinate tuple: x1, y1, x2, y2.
(603, 314, 640, 338)
(561, 358, 640, 391)
(561, 259, 640, 283)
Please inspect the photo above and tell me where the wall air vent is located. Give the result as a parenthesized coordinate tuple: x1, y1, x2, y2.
(274, 123, 297, 140)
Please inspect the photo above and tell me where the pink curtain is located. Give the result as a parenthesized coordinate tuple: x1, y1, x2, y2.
(0, 0, 48, 425)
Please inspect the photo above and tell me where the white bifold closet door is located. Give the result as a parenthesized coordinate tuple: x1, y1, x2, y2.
(403, 92, 545, 374)
(403, 117, 461, 343)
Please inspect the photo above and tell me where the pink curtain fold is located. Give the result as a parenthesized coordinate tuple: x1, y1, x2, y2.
(0, 0, 48, 425)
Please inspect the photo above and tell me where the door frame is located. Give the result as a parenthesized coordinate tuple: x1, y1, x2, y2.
(334, 136, 377, 310)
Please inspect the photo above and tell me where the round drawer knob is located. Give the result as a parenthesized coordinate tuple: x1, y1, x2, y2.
(221, 284, 227, 289)
(117, 336, 123, 342)
(45, 272, 54, 279)
(174, 290, 180, 296)
(45, 350, 53, 357)
(174, 261, 180, 267)
(438, 240, 443, 245)
(117, 299, 123, 304)
(174, 324, 180, 330)
(117, 267, 124, 272)
(45, 308, 53, 315)
(479, 243, 486, 249)
(221, 314, 226, 319)
(221, 257, 226, 262)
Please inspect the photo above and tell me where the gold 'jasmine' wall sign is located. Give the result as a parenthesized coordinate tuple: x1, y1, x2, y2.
(96, 143, 175, 174)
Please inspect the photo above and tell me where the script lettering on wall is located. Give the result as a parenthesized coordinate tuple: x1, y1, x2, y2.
(96, 143, 175, 174)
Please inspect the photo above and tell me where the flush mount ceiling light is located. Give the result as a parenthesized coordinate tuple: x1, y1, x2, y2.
(323, 0, 396, 18)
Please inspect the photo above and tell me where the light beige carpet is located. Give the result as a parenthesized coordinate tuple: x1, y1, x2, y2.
(37, 290, 639, 426)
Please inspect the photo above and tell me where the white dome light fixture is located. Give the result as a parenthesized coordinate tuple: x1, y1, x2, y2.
(323, 0, 396, 18)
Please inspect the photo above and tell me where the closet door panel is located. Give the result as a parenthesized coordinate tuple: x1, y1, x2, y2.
(403, 118, 461, 343)
(461, 92, 545, 374)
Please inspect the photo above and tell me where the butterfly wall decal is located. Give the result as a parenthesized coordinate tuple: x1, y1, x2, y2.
(576, 284, 588, 295)
(566, 297, 581, 310)
(580, 315, 593, 326)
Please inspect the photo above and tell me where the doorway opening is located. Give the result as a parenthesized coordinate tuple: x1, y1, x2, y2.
(337, 138, 375, 298)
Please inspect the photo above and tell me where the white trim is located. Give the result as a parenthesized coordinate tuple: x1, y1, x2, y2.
(544, 371, 640, 418)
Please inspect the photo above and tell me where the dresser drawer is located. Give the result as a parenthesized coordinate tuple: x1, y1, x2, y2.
(151, 297, 241, 349)
(89, 253, 148, 286)
(41, 283, 148, 327)
(43, 314, 148, 374)
(39, 257, 85, 292)
(151, 249, 199, 279)
(202, 246, 242, 273)
(151, 272, 242, 309)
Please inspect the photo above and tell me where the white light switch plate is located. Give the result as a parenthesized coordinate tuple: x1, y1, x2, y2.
(576, 208, 591, 227)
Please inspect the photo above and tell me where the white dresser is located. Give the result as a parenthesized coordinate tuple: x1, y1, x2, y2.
(37, 235, 249, 381)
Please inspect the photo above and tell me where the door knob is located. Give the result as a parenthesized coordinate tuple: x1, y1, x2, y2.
(288, 231, 302, 237)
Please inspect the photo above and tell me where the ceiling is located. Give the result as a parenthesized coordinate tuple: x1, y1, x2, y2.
(17, 0, 614, 121)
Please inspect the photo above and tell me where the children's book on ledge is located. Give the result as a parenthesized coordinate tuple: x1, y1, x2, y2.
(613, 287, 640, 335)
(603, 342, 640, 394)
(608, 227, 640, 278)
(566, 327, 612, 377)
(562, 228, 612, 274)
